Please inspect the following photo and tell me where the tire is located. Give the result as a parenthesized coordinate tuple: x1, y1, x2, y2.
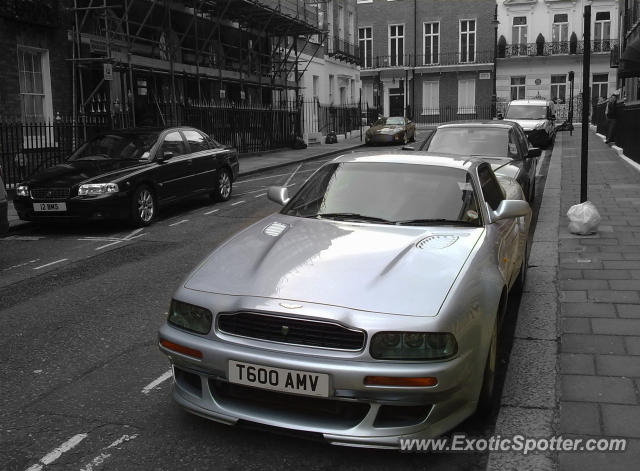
(130, 185, 156, 227)
(402, 133, 409, 145)
(212, 167, 232, 202)
(513, 239, 529, 294)
(476, 320, 498, 417)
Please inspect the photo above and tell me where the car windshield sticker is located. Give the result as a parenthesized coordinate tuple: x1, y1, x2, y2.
(466, 210, 479, 220)
(458, 182, 473, 191)
(508, 143, 518, 154)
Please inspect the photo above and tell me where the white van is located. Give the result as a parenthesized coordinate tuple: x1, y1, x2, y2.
(502, 99, 556, 148)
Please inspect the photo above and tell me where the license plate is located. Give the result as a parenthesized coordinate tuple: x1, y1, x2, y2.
(33, 202, 67, 212)
(228, 360, 329, 397)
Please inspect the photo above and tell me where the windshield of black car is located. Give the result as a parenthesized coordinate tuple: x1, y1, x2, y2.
(282, 162, 482, 226)
(425, 127, 511, 158)
(68, 133, 159, 161)
(373, 117, 404, 126)
(505, 105, 548, 120)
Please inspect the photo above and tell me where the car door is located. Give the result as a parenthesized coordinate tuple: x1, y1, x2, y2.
(182, 129, 219, 194)
(153, 130, 192, 203)
(514, 126, 536, 197)
(478, 164, 521, 285)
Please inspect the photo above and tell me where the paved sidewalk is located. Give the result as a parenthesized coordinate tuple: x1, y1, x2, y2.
(5, 133, 365, 230)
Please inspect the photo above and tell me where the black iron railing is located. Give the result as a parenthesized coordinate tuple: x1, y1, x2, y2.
(413, 105, 494, 125)
(327, 35, 361, 64)
(497, 39, 619, 59)
(592, 101, 640, 164)
(361, 50, 494, 69)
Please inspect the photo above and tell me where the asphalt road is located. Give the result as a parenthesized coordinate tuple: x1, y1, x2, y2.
(0, 138, 552, 471)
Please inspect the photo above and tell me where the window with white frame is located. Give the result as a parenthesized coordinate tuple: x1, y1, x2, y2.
(458, 79, 475, 113)
(422, 81, 439, 114)
(550, 75, 566, 102)
(329, 74, 335, 104)
(359, 27, 372, 68)
(389, 24, 404, 66)
(313, 75, 319, 100)
(338, 4, 344, 40)
(594, 12, 611, 52)
(423, 22, 440, 65)
(327, 1, 334, 51)
(510, 76, 526, 100)
(592, 73, 609, 102)
(552, 14, 569, 44)
(460, 20, 476, 63)
(18, 46, 52, 123)
(348, 11, 354, 44)
(512, 16, 527, 56)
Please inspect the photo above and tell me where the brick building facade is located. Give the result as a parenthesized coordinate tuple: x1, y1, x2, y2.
(357, 0, 496, 119)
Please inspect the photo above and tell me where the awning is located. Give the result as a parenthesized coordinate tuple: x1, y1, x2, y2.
(620, 37, 640, 78)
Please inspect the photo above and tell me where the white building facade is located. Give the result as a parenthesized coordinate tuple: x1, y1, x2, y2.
(496, 0, 619, 118)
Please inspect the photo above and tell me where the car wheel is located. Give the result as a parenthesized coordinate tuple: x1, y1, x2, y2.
(513, 239, 529, 293)
(402, 133, 409, 145)
(130, 185, 156, 227)
(476, 320, 498, 417)
(212, 168, 232, 202)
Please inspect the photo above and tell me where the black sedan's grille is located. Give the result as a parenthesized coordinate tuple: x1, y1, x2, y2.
(217, 312, 366, 351)
(30, 187, 70, 200)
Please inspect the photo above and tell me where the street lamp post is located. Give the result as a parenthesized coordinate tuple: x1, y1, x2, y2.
(492, 6, 499, 119)
(581, 4, 591, 203)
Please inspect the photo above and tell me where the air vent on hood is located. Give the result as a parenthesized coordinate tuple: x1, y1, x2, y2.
(416, 235, 459, 250)
(263, 222, 288, 237)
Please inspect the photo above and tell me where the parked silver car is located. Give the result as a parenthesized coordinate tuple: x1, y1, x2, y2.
(158, 153, 531, 448)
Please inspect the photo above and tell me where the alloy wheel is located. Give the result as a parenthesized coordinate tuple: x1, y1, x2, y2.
(219, 171, 231, 200)
(137, 188, 154, 223)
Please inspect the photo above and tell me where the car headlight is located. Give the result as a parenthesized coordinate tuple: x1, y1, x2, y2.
(534, 122, 546, 129)
(370, 332, 457, 360)
(167, 300, 213, 335)
(78, 183, 119, 196)
(16, 185, 29, 197)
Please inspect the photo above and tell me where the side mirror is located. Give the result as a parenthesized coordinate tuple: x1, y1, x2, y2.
(157, 151, 173, 162)
(267, 186, 290, 206)
(497, 113, 504, 120)
(527, 147, 542, 158)
(491, 200, 531, 222)
(401, 145, 415, 151)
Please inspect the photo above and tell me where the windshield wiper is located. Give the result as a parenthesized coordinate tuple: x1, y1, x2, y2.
(394, 218, 479, 226)
(312, 213, 394, 224)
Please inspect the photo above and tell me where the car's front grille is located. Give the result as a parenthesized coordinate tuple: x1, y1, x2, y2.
(30, 187, 70, 200)
(217, 312, 366, 351)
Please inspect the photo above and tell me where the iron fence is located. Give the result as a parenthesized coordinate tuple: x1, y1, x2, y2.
(361, 50, 494, 69)
(497, 39, 618, 59)
(592, 102, 640, 164)
(413, 105, 494, 125)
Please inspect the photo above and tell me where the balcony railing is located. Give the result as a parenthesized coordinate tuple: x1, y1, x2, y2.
(327, 35, 361, 65)
(497, 39, 619, 59)
(360, 50, 494, 70)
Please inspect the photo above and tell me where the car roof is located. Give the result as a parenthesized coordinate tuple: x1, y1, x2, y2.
(509, 99, 552, 106)
(332, 151, 487, 171)
(436, 120, 516, 129)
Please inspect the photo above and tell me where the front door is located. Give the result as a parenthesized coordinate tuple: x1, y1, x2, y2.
(154, 131, 193, 203)
(390, 95, 404, 117)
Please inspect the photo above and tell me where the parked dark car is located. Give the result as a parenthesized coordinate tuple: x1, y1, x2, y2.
(365, 116, 416, 145)
(0, 165, 9, 234)
(415, 121, 541, 203)
(13, 127, 239, 227)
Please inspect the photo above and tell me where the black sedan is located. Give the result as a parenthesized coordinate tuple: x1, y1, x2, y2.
(14, 127, 239, 227)
(415, 120, 541, 203)
(365, 116, 416, 145)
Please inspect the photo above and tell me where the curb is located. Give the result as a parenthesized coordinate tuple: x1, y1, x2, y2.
(486, 135, 562, 470)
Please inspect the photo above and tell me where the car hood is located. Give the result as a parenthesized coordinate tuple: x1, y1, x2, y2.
(505, 118, 544, 131)
(370, 124, 404, 134)
(184, 215, 485, 317)
(25, 159, 149, 187)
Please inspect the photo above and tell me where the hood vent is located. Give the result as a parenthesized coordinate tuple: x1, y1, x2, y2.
(263, 222, 289, 237)
(416, 235, 459, 250)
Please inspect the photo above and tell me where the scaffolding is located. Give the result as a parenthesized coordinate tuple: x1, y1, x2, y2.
(70, 0, 326, 127)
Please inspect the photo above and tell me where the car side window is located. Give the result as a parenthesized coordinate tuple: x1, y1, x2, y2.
(508, 130, 519, 159)
(183, 130, 210, 153)
(160, 131, 187, 157)
(514, 127, 529, 155)
(478, 164, 505, 211)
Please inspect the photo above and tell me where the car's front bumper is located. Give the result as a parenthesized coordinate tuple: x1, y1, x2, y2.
(158, 324, 481, 449)
(13, 193, 130, 222)
(366, 133, 404, 145)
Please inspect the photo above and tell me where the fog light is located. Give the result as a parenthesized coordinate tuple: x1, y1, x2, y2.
(365, 376, 438, 387)
(160, 339, 203, 359)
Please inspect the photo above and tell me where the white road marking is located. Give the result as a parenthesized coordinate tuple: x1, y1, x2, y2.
(141, 370, 172, 395)
(25, 433, 88, 471)
(234, 187, 269, 196)
(169, 219, 188, 227)
(204, 209, 219, 215)
(95, 240, 123, 251)
(235, 168, 316, 184)
(79, 434, 138, 471)
(124, 228, 144, 239)
(2, 259, 40, 271)
(231, 200, 245, 206)
(283, 163, 303, 186)
(33, 259, 68, 270)
(255, 193, 267, 198)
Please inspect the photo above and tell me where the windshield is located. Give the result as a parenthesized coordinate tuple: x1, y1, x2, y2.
(425, 127, 511, 157)
(374, 117, 404, 126)
(505, 105, 548, 120)
(68, 133, 159, 161)
(282, 162, 482, 226)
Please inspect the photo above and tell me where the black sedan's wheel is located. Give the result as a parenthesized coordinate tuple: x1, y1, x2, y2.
(402, 133, 409, 145)
(212, 168, 232, 202)
(476, 320, 498, 417)
(130, 185, 156, 227)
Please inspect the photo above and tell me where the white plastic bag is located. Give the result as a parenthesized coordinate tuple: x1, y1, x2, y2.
(567, 201, 601, 235)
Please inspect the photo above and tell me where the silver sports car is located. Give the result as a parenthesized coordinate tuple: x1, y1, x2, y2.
(158, 153, 531, 448)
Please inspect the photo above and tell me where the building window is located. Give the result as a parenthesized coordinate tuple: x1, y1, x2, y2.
(359, 27, 373, 68)
(327, 0, 334, 51)
(348, 11, 354, 43)
(594, 12, 611, 52)
(338, 4, 344, 40)
(18, 46, 52, 123)
(313, 75, 319, 100)
(511, 76, 526, 100)
(423, 22, 440, 65)
(422, 81, 439, 114)
(592, 73, 609, 103)
(389, 24, 404, 66)
(512, 16, 527, 56)
(460, 20, 476, 63)
(458, 79, 475, 113)
(329, 74, 335, 104)
(551, 13, 569, 54)
(551, 75, 566, 103)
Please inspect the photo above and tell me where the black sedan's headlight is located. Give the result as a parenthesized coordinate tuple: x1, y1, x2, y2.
(168, 300, 213, 334)
(370, 332, 457, 360)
